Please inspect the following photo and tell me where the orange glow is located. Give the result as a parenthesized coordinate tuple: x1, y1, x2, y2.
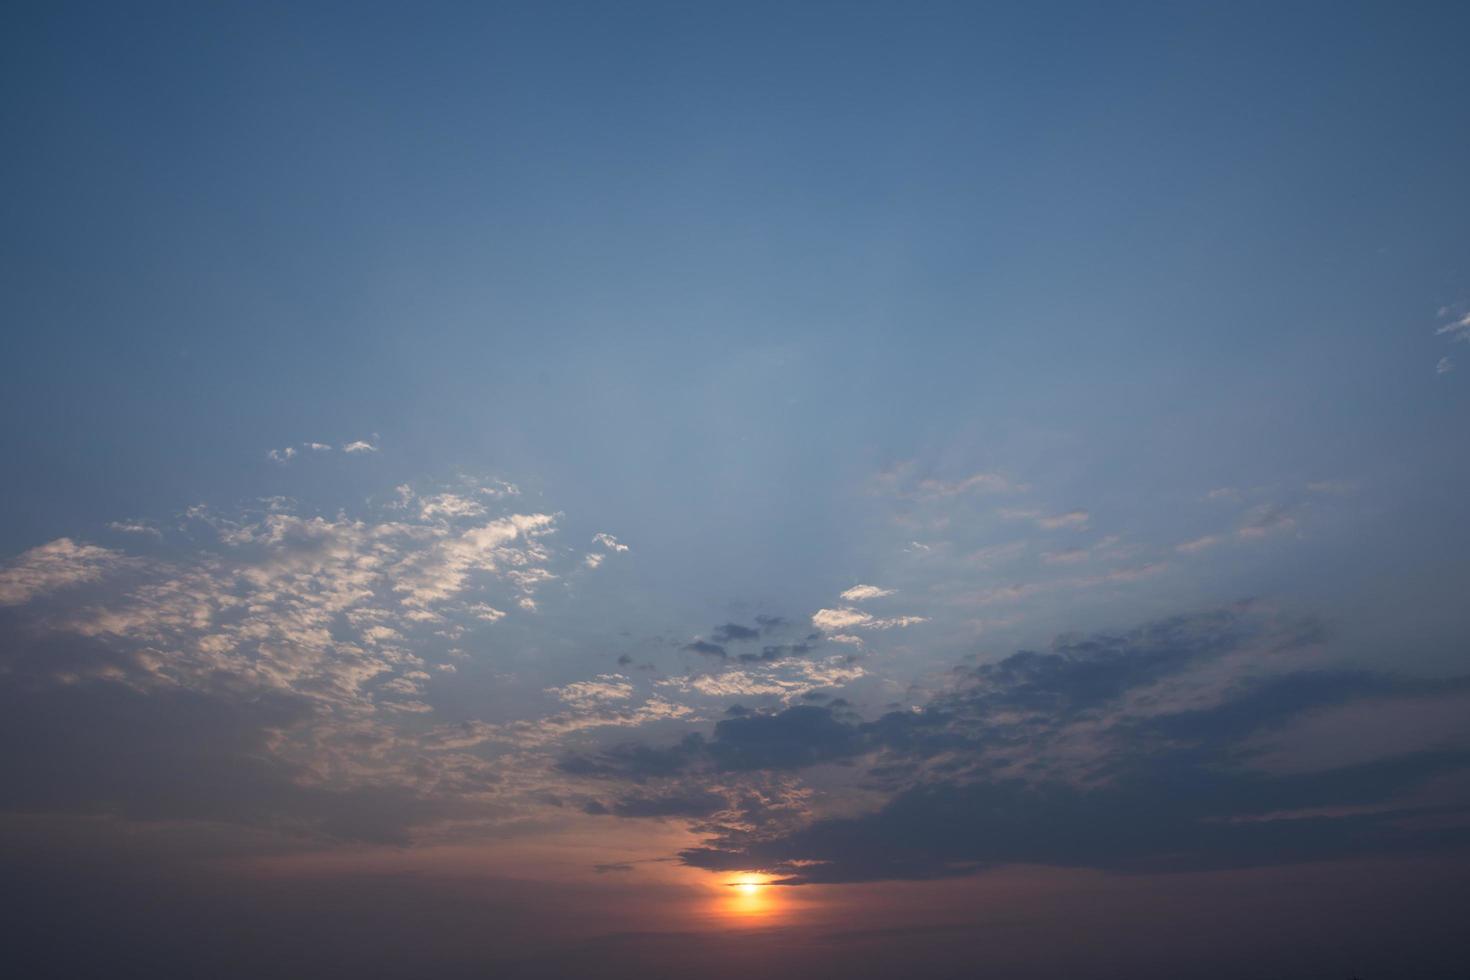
(718, 873, 781, 922)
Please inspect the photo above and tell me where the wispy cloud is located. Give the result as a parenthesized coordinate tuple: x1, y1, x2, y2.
(916, 472, 1027, 497)
(1237, 504, 1297, 539)
(1000, 508, 1090, 530)
(840, 584, 894, 602)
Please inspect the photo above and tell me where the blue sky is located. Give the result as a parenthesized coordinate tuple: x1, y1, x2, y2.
(3, 3, 1470, 977)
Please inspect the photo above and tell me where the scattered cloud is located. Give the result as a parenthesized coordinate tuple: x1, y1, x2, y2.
(547, 674, 635, 709)
(342, 441, 379, 454)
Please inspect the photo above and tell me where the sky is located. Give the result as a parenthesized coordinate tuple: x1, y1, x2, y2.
(3, 2, 1470, 977)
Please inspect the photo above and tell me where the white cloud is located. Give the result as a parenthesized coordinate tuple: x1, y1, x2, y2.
(108, 521, 161, 538)
(267, 447, 297, 463)
(583, 552, 605, 569)
(840, 584, 893, 602)
(304, 442, 332, 452)
(546, 674, 634, 709)
(812, 607, 873, 631)
(390, 513, 557, 608)
(1434, 312, 1470, 341)
(658, 656, 866, 703)
(592, 532, 629, 552)
(1437, 356, 1454, 375)
(342, 441, 379, 453)
(466, 603, 506, 622)
(418, 493, 486, 520)
(812, 607, 927, 631)
(0, 538, 128, 606)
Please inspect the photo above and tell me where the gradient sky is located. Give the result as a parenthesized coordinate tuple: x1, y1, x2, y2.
(4, 3, 1470, 978)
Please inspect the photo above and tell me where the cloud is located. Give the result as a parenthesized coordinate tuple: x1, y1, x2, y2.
(1237, 504, 1296, 539)
(267, 447, 297, 463)
(342, 441, 379, 454)
(840, 585, 894, 602)
(1000, 509, 1090, 530)
(653, 657, 863, 704)
(811, 607, 871, 631)
(682, 640, 728, 658)
(108, 521, 161, 537)
(915, 472, 1027, 497)
(649, 608, 1470, 884)
(547, 674, 635, 710)
(560, 606, 1469, 887)
(1437, 356, 1454, 375)
(963, 541, 1028, 568)
(418, 493, 486, 520)
(0, 539, 128, 606)
(592, 532, 629, 552)
(1434, 311, 1470, 341)
(0, 479, 659, 855)
(811, 607, 927, 631)
(712, 623, 760, 643)
(1177, 535, 1222, 554)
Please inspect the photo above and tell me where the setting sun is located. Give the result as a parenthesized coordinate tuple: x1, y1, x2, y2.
(733, 874, 766, 895)
(717, 873, 780, 921)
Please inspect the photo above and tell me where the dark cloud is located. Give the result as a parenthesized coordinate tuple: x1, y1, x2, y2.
(680, 640, 727, 658)
(712, 623, 760, 643)
(737, 643, 814, 663)
(606, 788, 726, 818)
(0, 680, 460, 846)
(575, 607, 1470, 884)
